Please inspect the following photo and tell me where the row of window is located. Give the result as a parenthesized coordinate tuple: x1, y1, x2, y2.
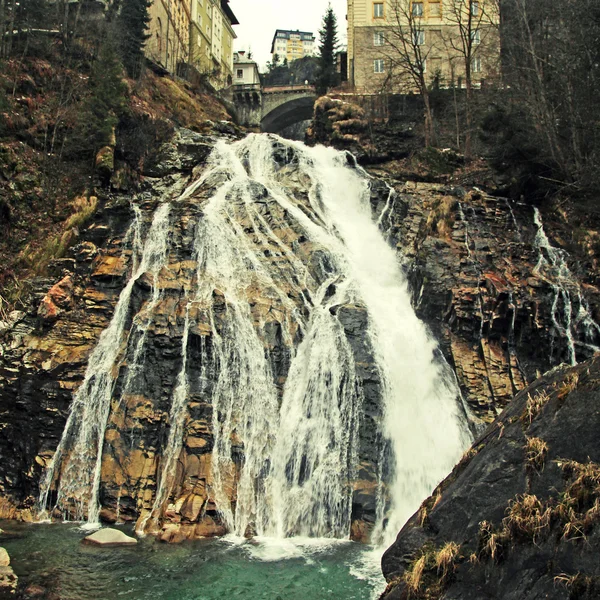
(373, 56, 482, 73)
(373, 1, 479, 19)
(373, 29, 481, 46)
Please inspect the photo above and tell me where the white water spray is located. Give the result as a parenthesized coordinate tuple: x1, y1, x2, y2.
(533, 207, 600, 364)
(39, 134, 470, 552)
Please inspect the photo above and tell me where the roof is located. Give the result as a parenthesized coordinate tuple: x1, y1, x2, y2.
(221, 0, 239, 26)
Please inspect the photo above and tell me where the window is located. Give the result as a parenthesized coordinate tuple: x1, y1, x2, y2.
(373, 31, 385, 46)
(412, 2, 423, 16)
(373, 2, 384, 18)
(471, 29, 481, 44)
(422, 58, 427, 72)
(471, 1, 479, 16)
(374, 58, 385, 73)
(236, 69, 244, 78)
(429, 2, 441, 17)
(472, 56, 481, 73)
(414, 30, 425, 45)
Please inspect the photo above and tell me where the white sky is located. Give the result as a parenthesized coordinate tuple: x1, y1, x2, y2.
(230, 0, 348, 71)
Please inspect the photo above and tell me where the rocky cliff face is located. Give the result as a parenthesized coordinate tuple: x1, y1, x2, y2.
(0, 131, 393, 542)
(367, 179, 600, 424)
(380, 356, 600, 600)
(1, 129, 598, 547)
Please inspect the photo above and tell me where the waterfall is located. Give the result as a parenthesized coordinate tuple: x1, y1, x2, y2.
(39, 133, 470, 545)
(533, 207, 600, 364)
(38, 203, 172, 524)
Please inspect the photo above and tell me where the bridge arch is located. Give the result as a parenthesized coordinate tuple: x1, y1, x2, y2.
(260, 96, 316, 134)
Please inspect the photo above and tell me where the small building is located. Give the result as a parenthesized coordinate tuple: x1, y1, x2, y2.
(270, 29, 316, 64)
(233, 51, 261, 87)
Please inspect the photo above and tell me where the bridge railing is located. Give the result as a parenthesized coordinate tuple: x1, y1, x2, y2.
(232, 83, 262, 93)
(262, 85, 316, 94)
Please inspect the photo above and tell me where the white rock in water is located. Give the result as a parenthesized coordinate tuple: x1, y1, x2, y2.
(82, 528, 137, 547)
(0, 548, 9, 567)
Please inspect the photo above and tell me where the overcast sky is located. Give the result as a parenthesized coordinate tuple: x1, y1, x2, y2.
(230, 0, 348, 71)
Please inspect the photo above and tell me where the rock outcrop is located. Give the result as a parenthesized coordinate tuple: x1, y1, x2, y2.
(381, 356, 600, 600)
(0, 131, 387, 541)
(1, 129, 598, 547)
(368, 180, 600, 424)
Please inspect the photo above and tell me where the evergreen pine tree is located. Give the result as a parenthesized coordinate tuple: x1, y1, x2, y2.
(316, 4, 339, 95)
(71, 39, 127, 158)
(117, 0, 151, 79)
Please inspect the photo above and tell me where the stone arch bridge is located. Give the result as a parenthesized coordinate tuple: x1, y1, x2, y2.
(232, 84, 317, 134)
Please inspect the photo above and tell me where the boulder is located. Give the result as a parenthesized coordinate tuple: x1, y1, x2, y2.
(381, 357, 600, 600)
(0, 548, 9, 567)
(82, 528, 137, 547)
(0, 565, 17, 596)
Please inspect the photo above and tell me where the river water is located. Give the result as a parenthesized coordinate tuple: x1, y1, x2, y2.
(1, 521, 381, 599)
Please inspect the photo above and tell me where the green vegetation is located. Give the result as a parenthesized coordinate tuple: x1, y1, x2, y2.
(117, 0, 152, 79)
(316, 4, 340, 95)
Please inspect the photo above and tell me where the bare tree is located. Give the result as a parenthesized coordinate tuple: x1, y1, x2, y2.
(383, 0, 439, 146)
(442, 0, 499, 157)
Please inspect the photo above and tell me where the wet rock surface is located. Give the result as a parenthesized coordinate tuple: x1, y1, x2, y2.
(368, 179, 600, 424)
(0, 132, 385, 541)
(82, 528, 137, 547)
(380, 356, 600, 600)
(0, 547, 16, 597)
(1, 131, 598, 550)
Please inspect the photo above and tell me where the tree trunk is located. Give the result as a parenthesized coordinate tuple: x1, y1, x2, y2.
(422, 84, 436, 147)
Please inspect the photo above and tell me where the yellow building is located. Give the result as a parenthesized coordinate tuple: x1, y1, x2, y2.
(190, 0, 215, 76)
(147, 0, 191, 73)
(148, 0, 238, 89)
(347, 0, 499, 93)
(270, 30, 316, 64)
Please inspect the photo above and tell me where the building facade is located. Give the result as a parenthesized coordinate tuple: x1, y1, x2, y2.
(233, 51, 261, 86)
(147, 0, 191, 74)
(270, 30, 316, 64)
(148, 0, 238, 89)
(347, 0, 499, 93)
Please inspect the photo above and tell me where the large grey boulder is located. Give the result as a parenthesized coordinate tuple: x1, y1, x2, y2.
(82, 528, 137, 547)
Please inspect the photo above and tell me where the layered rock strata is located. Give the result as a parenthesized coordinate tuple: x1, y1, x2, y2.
(368, 180, 600, 423)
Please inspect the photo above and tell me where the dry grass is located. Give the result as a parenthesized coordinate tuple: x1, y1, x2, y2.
(21, 194, 97, 274)
(426, 195, 458, 239)
(504, 494, 552, 541)
(418, 489, 442, 527)
(435, 541, 460, 580)
(523, 389, 550, 425)
(64, 195, 97, 230)
(557, 372, 580, 400)
(478, 520, 509, 562)
(404, 555, 427, 594)
(554, 459, 600, 541)
(399, 542, 462, 598)
(554, 572, 598, 598)
(525, 437, 549, 473)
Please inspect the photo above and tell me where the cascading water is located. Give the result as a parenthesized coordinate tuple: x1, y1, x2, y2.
(38, 134, 470, 554)
(38, 203, 171, 524)
(533, 207, 600, 364)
